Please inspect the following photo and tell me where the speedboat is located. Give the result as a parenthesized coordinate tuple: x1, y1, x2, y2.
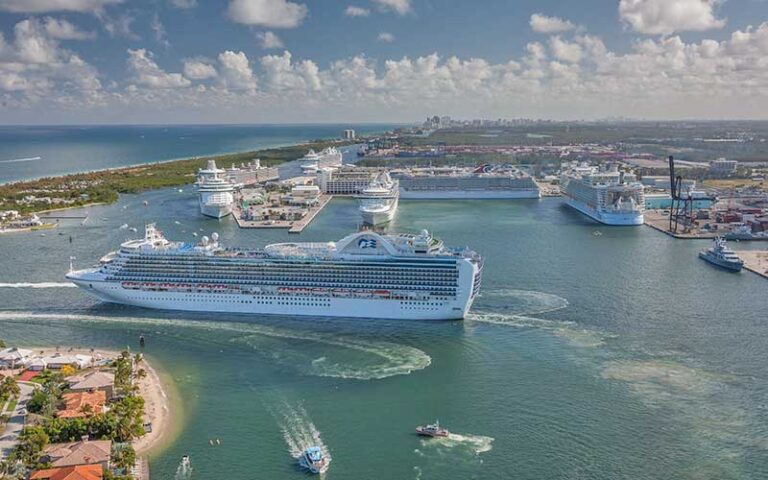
(298, 446, 329, 474)
(416, 420, 449, 437)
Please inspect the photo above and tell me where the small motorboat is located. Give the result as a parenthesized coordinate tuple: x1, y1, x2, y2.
(416, 420, 449, 437)
(181, 455, 190, 466)
(298, 446, 330, 474)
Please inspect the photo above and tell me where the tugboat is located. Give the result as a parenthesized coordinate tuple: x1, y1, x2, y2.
(699, 237, 744, 272)
(298, 446, 330, 474)
(416, 420, 450, 438)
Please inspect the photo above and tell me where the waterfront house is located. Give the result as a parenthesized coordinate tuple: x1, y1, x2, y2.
(27, 358, 48, 371)
(0, 347, 33, 369)
(43, 354, 94, 370)
(42, 440, 112, 469)
(57, 391, 107, 418)
(29, 464, 103, 480)
(68, 371, 116, 399)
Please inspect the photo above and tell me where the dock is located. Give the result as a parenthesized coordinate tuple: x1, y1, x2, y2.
(735, 250, 768, 280)
(644, 210, 717, 240)
(233, 194, 333, 233)
(289, 194, 333, 233)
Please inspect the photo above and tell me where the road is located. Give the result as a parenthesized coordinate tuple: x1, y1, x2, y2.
(0, 382, 34, 460)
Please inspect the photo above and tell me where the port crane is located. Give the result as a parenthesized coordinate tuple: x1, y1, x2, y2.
(668, 155, 694, 233)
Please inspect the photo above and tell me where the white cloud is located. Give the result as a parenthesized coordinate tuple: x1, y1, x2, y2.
(530, 14, 575, 34)
(227, 0, 307, 28)
(169, 0, 196, 8)
(377, 32, 395, 43)
(549, 36, 582, 63)
(373, 0, 411, 15)
(0, 18, 102, 105)
(257, 31, 284, 49)
(344, 6, 370, 17)
(183, 59, 217, 80)
(42, 17, 95, 40)
(151, 13, 170, 48)
(218, 50, 257, 90)
(260, 51, 321, 91)
(127, 48, 190, 89)
(0, 0, 122, 13)
(98, 12, 136, 39)
(619, 0, 726, 35)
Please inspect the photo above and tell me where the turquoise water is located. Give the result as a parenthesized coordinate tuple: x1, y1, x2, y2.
(0, 124, 394, 184)
(1, 192, 767, 479)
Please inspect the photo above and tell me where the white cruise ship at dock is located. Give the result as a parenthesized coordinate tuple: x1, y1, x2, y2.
(560, 163, 644, 225)
(396, 165, 541, 199)
(196, 160, 239, 218)
(356, 172, 399, 226)
(66, 224, 482, 321)
(300, 147, 343, 173)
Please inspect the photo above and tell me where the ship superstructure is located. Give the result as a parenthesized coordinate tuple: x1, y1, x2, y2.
(560, 163, 645, 225)
(396, 165, 541, 199)
(66, 224, 482, 320)
(196, 160, 239, 218)
(356, 172, 399, 226)
(300, 147, 343, 173)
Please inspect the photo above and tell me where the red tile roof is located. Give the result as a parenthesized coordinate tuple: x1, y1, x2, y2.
(57, 391, 106, 419)
(30, 465, 103, 480)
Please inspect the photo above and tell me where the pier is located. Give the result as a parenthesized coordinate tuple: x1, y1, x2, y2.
(233, 194, 334, 233)
(735, 250, 768, 280)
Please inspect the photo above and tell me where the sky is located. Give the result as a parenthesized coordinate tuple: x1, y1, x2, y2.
(1, 0, 768, 124)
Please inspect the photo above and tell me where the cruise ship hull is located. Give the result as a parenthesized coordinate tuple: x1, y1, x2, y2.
(66, 277, 475, 321)
(564, 199, 643, 226)
(200, 203, 233, 219)
(400, 189, 541, 199)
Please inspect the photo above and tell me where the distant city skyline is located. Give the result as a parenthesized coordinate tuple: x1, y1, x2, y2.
(2, 0, 768, 124)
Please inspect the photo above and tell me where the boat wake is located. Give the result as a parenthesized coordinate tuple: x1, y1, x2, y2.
(270, 401, 331, 462)
(174, 457, 192, 480)
(0, 156, 41, 164)
(0, 310, 431, 380)
(476, 288, 568, 315)
(0, 282, 76, 288)
(467, 312, 610, 348)
(419, 432, 494, 455)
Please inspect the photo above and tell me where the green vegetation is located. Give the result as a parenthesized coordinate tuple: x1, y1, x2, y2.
(0, 375, 20, 410)
(0, 139, 353, 215)
(4, 350, 148, 479)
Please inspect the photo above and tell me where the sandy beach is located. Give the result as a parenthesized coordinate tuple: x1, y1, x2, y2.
(5, 346, 174, 455)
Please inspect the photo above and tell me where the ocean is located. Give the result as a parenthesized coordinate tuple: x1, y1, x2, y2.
(0, 124, 395, 184)
(1, 189, 767, 479)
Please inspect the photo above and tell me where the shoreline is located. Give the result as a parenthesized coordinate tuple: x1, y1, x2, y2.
(11, 346, 177, 456)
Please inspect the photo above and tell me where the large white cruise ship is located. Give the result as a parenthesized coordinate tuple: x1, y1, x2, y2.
(560, 163, 644, 225)
(396, 165, 541, 199)
(66, 224, 482, 320)
(300, 147, 343, 173)
(356, 172, 399, 226)
(196, 160, 239, 218)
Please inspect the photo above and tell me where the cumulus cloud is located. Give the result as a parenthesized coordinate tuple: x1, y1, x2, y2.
(549, 36, 582, 63)
(183, 58, 217, 79)
(260, 51, 321, 91)
(42, 17, 95, 40)
(0, 17, 102, 104)
(530, 14, 576, 34)
(344, 5, 370, 17)
(127, 48, 190, 88)
(0, 0, 122, 13)
(256, 31, 284, 49)
(227, 0, 307, 28)
(373, 0, 411, 15)
(377, 32, 395, 43)
(218, 50, 257, 91)
(619, 0, 726, 35)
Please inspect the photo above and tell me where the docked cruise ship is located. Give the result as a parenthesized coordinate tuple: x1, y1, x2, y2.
(300, 147, 343, 173)
(356, 172, 399, 226)
(396, 165, 541, 199)
(66, 224, 483, 320)
(196, 160, 239, 218)
(560, 163, 644, 225)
